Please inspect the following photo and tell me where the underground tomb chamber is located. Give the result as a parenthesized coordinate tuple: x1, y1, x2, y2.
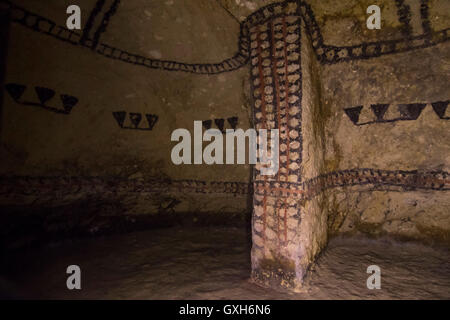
(243, 0, 450, 290)
(0, 0, 449, 297)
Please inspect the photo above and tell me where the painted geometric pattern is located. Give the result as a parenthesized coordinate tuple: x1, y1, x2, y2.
(344, 100, 450, 125)
(3, 0, 450, 73)
(248, 2, 303, 250)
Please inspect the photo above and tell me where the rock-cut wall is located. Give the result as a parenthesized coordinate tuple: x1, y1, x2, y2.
(238, 0, 449, 290)
(0, 0, 449, 290)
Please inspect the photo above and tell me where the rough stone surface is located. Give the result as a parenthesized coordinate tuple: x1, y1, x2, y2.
(0, 0, 449, 291)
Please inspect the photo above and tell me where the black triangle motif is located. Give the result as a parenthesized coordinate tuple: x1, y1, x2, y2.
(227, 116, 239, 129)
(202, 120, 212, 130)
(370, 104, 389, 121)
(112, 111, 127, 128)
(5, 83, 26, 101)
(60, 95, 78, 113)
(129, 113, 142, 128)
(145, 114, 159, 130)
(214, 119, 225, 132)
(431, 101, 449, 119)
(398, 103, 426, 120)
(35, 87, 55, 105)
(344, 106, 363, 125)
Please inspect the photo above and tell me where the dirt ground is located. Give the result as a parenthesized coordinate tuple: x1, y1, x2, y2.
(1, 226, 449, 299)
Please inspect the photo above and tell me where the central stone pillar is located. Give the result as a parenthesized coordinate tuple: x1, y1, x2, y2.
(246, 1, 327, 291)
